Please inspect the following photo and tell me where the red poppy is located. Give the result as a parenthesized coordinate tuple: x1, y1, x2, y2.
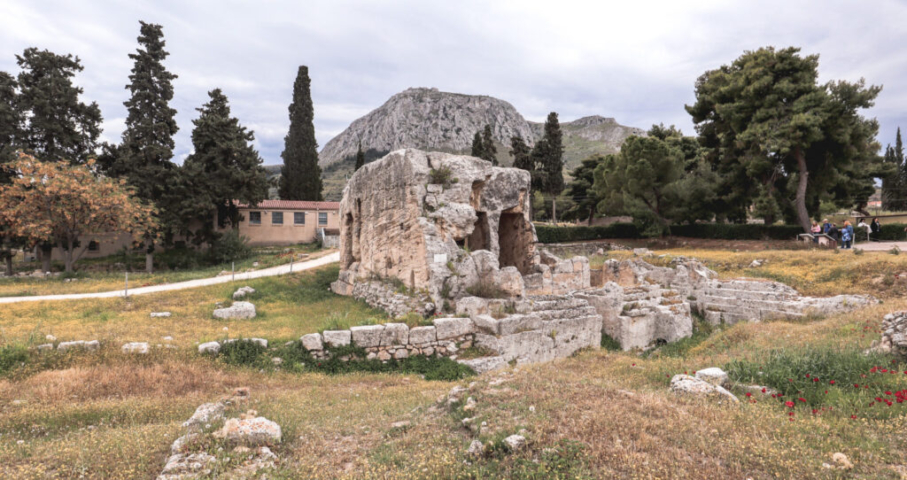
(785, 401, 795, 408)
(798, 397, 806, 403)
(745, 392, 752, 398)
(761, 388, 767, 393)
(805, 374, 810, 378)
(829, 380, 835, 385)
(851, 415, 857, 419)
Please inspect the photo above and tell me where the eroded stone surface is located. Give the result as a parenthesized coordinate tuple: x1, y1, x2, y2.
(670, 374, 739, 403)
(121, 342, 150, 355)
(182, 403, 225, 430)
(213, 301, 256, 320)
(214, 417, 282, 446)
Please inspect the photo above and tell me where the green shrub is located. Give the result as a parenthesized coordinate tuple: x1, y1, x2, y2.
(600, 332, 621, 351)
(878, 223, 907, 241)
(466, 278, 510, 299)
(157, 246, 205, 270)
(218, 339, 268, 367)
(0, 344, 29, 376)
(207, 230, 253, 265)
(429, 166, 457, 188)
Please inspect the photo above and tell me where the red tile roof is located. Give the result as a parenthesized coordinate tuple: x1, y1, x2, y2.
(235, 200, 340, 210)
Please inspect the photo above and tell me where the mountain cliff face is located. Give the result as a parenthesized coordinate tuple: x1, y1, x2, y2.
(317, 87, 645, 200)
(319, 88, 536, 168)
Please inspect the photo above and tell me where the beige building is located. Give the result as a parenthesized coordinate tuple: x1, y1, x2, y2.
(44, 200, 340, 261)
(233, 200, 340, 246)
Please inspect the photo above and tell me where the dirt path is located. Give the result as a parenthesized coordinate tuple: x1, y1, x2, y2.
(0, 252, 340, 304)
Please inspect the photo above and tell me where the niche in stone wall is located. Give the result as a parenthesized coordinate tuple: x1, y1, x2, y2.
(465, 211, 490, 251)
(498, 211, 533, 274)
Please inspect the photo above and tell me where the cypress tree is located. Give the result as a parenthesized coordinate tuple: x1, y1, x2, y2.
(279, 66, 322, 201)
(0, 72, 18, 179)
(532, 112, 565, 221)
(471, 131, 485, 159)
(117, 21, 179, 272)
(184, 89, 269, 239)
(354, 140, 365, 171)
(15, 48, 102, 164)
(896, 128, 906, 211)
(510, 135, 532, 171)
(481, 124, 497, 165)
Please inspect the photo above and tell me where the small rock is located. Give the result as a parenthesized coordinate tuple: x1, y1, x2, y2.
(159, 453, 215, 478)
(670, 374, 739, 403)
(504, 434, 526, 451)
(36, 343, 54, 351)
(300, 333, 323, 351)
(832, 452, 853, 470)
(213, 302, 256, 320)
(271, 357, 283, 366)
(390, 421, 410, 429)
(233, 286, 256, 300)
(121, 342, 150, 354)
(467, 439, 484, 457)
(45, 334, 56, 342)
(150, 312, 172, 318)
(695, 367, 729, 388)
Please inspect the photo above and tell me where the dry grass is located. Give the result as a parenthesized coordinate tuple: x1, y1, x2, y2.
(3, 245, 907, 478)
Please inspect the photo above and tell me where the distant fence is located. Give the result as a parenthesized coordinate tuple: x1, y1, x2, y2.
(535, 222, 907, 244)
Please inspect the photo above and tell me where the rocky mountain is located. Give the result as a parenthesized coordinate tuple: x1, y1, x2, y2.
(317, 87, 645, 200)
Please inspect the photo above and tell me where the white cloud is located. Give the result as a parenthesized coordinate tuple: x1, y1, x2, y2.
(2, 0, 906, 164)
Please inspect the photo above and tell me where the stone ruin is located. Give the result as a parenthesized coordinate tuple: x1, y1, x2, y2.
(330, 149, 876, 372)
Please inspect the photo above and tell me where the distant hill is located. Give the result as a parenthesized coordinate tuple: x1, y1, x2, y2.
(305, 87, 644, 200)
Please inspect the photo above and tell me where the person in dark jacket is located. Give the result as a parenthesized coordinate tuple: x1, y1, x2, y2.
(871, 218, 882, 241)
(828, 223, 839, 245)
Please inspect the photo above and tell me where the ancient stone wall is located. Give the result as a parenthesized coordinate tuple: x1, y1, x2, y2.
(332, 149, 539, 309)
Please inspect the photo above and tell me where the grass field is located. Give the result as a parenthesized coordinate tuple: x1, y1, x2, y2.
(0, 244, 326, 298)
(2, 245, 907, 478)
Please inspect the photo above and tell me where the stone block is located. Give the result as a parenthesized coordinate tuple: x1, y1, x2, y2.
(300, 333, 323, 351)
(121, 342, 149, 354)
(380, 323, 409, 346)
(408, 326, 437, 345)
(322, 330, 352, 348)
(198, 341, 220, 354)
(351, 325, 385, 348)
(434, 317, 474, 340)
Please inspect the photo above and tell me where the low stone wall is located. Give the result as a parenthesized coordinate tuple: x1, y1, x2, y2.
(297, 317, 475, 361)
(538, 241, 629, 258)
(349, 280, 434, 319)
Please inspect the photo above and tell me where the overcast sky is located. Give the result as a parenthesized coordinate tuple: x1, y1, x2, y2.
(2, 0, 906, 166)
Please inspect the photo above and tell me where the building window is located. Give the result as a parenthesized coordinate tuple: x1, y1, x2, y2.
(319, 212, 328, 225)
(88, 241, 99, 252)
(294, 212, 305, 225)
(272, 212, 283, 225)
(249, 211, 262, 225)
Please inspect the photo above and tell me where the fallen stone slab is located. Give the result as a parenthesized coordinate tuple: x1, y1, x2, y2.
(213, 301, 256, 320)
(670, 374, 738, 404)
(57, 340, 100, 352)
(121, 342, 150, 355)
(183, 402, 225, 430)
(504, 434, 527, 451)
(434, 317, 473, 341)
(150, 312, 171, 318)
(198, 341, 221, 354)
(695, 367, 729, 388)
(233, 286, 256, 300)
(458, 356, 507, 374)
(223, 338, 268, 348)
(214, 416, 282, 446)
(157, 452, 215, 480)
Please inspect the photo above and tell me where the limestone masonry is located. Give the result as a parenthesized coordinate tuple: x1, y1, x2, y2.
(329, 149, 876, 372)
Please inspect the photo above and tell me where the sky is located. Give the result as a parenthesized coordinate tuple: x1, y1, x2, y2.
(2, 0, 907, 166)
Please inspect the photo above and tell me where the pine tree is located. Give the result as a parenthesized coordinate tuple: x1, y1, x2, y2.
(882, 144, 896, 211)
(183, 89, 269, 240)
(532, 112, 565, 221)
(115, 21, 179, 272)
(279, 66, 322, 201)
(471, 131, 485, 159)
(481, 124, 497, 165)
(354, 140, 365, 171)
(15, 48, 102, 164)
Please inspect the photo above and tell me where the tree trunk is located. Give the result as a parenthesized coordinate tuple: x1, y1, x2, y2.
(794, 147, 811, 233)
(5, 255, 12, 276)
(145, 238, 154, 274)
(64, 240, 74, 273)
(587, 205, 594, 226)
(551, 198, 557, 224)
(41, 245, 52, 273)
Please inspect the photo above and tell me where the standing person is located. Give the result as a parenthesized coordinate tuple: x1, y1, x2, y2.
(828, 223, 839, 246)
(841, 221, 854, 249)
(822, 218, 831, 234)
(871, 217, 882, 241)
(811, 221, 821, 243)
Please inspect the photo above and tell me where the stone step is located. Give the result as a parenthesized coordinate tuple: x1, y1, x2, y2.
(702, 306, 804, 325)
(528, 298, 590, 311)
(532, 306, 598, 321)
(708, 280, 798, 295)
(697, 297, 805, 315)
(698, 288, 799, 302)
